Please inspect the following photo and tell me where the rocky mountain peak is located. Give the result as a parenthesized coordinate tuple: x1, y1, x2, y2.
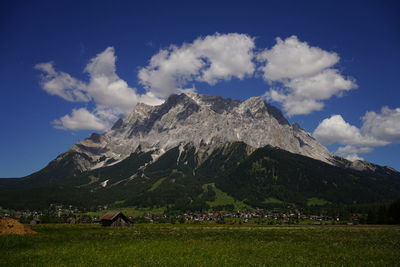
(135, 102, 154, 113)
(70, 92, 335, 170)
(350, 160, 378, 172)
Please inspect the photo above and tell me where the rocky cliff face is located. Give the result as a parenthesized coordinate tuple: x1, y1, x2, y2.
(68, 92, 334, 170)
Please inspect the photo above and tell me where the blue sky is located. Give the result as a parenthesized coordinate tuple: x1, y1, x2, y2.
(1, 0, 399, 177)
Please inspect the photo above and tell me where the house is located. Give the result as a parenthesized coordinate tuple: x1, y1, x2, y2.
(99, 212, 133, 227)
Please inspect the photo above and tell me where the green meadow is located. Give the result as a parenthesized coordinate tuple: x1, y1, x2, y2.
(1, 224, 399, 266)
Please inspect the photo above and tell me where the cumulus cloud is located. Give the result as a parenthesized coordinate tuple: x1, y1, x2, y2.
(257, 36, 339, 81)
(34, 62, 89, 102)
(53, 108, 108, 131)
(335, 145, 373, 161)
(138, 92, 165, 106)
(37, 33, 360, 132)
(38, 34, 255, 131)
(313, 107, 400, 160)
(84, 47, 139, 113)
(361, 107, 400, 143)
(138, 33, 255, 98)
(313, 114, 387, 147)
(36, 47, 142, 131)
(194, 34, 255, 84)
(37, 34, 257, 131)
(259, 36, 357, 116)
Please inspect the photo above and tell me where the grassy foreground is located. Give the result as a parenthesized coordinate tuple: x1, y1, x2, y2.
(1, 224, 399, 266)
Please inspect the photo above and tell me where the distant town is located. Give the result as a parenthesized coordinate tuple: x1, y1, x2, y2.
(1, 203, 383, 226)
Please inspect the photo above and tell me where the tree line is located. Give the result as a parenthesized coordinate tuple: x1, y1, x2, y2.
(364, 199, 400, 224)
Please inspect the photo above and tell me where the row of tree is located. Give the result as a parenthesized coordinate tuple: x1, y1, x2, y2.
(364, 199, 400, 224)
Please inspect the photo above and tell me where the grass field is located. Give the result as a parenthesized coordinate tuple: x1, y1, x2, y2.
(1, 224, 399, 266)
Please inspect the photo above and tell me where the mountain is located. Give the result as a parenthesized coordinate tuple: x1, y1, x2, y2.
(0, 93, 399, 210)
(65, 92, 334, 170)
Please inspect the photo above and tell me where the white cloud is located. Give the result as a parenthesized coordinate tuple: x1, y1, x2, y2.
(342, 154, 364, 161)
(259, 36, 356, 115)
(138, 46, 201, 98)
(84, 47, 118, 78)
(36, 47, 141, 130)
(284, 69, 354, 100)
(335, 145, 373, 161)
(53, 108, 108, 131)
(138, 92, 164, 106)
(34, 62, 89, 102)
(193, 33, 255, 84)
(138, 33, 255, 98)
(258, 36, 339, 81)
(313, 108, 400, 161)
(361, 106, 400, 143)
(94, 106, 120, 123)
(36, 34, 361, 132)
(85, 47, 139, 113)
(313, 115, 357, 146)
(313, 115, 386, 146)
(265, 89, 324, 116)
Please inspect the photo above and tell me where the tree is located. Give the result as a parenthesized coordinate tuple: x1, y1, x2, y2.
(366, 210, 377, 224)
(388, 199, 400, 224)
(376, 205, 388, 224)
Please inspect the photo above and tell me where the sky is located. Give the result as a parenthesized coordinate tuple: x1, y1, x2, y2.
(0, 0, 399, 177)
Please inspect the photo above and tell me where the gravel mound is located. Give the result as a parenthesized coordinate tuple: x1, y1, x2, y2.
(0, 218, 37, 235)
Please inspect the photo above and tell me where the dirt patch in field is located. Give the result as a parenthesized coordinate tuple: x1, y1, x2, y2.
(0, 218, 37, 235)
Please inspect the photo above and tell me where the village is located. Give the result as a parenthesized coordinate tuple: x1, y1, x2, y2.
(0, 204, 362, 226)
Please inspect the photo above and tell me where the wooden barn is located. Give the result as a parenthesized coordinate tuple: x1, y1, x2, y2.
(99, 212, 133, 227)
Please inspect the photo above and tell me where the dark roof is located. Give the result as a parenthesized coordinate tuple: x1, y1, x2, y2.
(99, 212, 133, 223)
(100, 212, 121, 221)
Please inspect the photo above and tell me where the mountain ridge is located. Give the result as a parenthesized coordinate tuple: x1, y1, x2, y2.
(0, 92, 399, 210)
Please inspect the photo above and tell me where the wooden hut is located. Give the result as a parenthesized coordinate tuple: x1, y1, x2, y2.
(99, 212, 133, 227)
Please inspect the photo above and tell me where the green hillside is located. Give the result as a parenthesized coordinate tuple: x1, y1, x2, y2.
(1, 142, 399, 211)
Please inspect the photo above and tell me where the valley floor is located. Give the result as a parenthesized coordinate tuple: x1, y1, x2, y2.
(1, 224, 399, 266)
